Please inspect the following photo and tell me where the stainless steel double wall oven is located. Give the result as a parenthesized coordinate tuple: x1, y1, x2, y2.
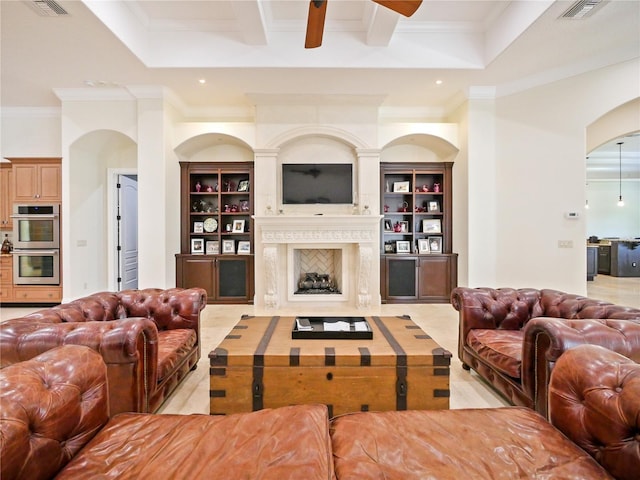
(11, 204, 60, 285)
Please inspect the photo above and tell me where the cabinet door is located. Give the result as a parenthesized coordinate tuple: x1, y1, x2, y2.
(385, 256, 418, 300)
(12, 163, 61, 203)
(38, 164, 62, 202)
(216, 256, 253, 302)
(418, 255, 457, 302)
(13, 164, 38, 202)
(176, 256, 215, 300)
(0, 166, 12, 228)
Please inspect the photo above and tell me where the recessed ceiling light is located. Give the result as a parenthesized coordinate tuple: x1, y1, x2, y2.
(435, 80, 443, 85)
(198, 79, 206, 84)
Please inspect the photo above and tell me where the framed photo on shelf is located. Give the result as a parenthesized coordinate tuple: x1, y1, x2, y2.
(428, 201, 441, 213)
(396, 240, 411, 254)
(193, 221, 204, 234)
(418, 238, 430, 254)
(422, 218, 442, 233)
(393, 181, 410, 193)
(205, 240, 219, 255)
(428, 236, 443, 253)
(237, 180, 249, 192)
(232, 219, 245, 233)
(399, 221, 409, 233)
(237, 241, 251, 254)
(384, 219, 393, 232)
(191, 238, 204, 254)
(222, 239, 235, 254)
(384, 242, 395, 253)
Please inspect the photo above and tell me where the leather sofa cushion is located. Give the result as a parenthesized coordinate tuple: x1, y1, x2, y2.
(55, 404, 334, 479)
(467, 329, 523, 378)
(156, 329, 197, 382)
(330, 408, 612, 479)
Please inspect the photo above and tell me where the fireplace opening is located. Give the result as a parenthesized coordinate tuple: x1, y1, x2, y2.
(296, 272, 341, 294)
(293, 248, 342, 296)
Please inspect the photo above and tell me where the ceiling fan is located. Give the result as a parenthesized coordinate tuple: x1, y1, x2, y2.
(305, 0, 423, 48)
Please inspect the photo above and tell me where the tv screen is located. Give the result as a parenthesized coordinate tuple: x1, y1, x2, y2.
(282, 163, 353, 204)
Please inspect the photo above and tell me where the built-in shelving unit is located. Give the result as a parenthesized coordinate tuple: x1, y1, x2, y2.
(380, 162, 457, 303)
(176, 162, 254, 304)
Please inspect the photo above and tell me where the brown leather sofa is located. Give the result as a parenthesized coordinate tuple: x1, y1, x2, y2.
(330, 344, 640, 480)
(450, 287, 640, 417)
(0, 287, 207, 415)
(1, 344, 638, 479)
(0, 345, 334, 480)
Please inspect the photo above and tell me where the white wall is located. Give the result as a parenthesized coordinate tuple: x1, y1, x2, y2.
(586, 180, 640, 239)
(489, 59, 639, 294)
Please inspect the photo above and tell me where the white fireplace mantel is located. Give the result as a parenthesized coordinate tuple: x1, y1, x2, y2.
(254, 214, 382, 243)
(253, 215, 382, 309)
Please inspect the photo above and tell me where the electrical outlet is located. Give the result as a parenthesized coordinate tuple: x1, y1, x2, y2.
(558, 240, 573, 248)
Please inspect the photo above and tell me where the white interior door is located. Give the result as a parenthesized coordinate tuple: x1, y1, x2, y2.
(118, 174, 138, 290)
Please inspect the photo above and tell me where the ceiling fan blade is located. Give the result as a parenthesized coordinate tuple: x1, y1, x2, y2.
(372, 0, 422, 17)
(305, 0, 328, 49)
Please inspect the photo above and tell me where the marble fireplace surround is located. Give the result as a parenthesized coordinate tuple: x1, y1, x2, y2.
(253, 215, 382, 309)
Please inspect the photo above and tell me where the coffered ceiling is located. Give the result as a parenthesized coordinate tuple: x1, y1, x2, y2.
(1, 0, 639, 178)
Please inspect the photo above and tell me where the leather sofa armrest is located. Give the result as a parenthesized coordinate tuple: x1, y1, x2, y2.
(0, 318, 159, 414)
(522, 317, 640, 418)
(116, 287, 207, 332)
(549, 344, 640, 480)
(0, 345, 109, 480)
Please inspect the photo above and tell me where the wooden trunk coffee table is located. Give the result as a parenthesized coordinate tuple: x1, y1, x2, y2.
(209, 315, 451, 417)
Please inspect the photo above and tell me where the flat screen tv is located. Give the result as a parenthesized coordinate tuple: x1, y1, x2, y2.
(282, 163, 353, 204)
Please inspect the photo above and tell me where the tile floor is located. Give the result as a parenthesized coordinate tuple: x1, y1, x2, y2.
(2, 274, 638, 415)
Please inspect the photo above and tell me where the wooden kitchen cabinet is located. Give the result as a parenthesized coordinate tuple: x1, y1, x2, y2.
(8, 158, 61, 203)
(0, 164, 12, 229)
(12, 286, 62, 303)
(0, 255, 14, 302)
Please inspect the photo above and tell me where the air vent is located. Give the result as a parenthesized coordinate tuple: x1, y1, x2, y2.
(29, 0, 68, 16)
(561, 0, 606, 19)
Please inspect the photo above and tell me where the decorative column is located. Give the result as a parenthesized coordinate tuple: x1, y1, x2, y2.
(263, 245, 278, 308)
(357, 245, 373, 308)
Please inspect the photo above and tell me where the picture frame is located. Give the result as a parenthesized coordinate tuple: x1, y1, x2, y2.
(191, 238, 204, 254)
(428, 236, 443, 253)
(232, 219, 245, 233)
(422, 218, 442, 233)
(399, 221, 409, 233)
(396, 240, 411, 254)
(384, 242, 395, 253)
(384, 219, 393, 232)
(418, 238, 430, 254)
(222, 239, 235, 254)
(393, 181, 410, 193)
(237, 179, 249, 192)
(237, 240, 251, 254)
(206, 240, 219, 255)
(193, 221, 204, 234)
(428, 201, 440, 213)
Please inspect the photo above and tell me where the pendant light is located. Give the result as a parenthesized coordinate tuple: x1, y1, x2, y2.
(617, 141, 624, 207)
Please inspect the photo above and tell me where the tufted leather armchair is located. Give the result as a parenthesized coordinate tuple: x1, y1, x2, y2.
(450, 287, 640, 417)
(0, 287, 207, 415)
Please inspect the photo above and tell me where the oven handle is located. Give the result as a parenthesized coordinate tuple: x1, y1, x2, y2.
(10, 214, 59, 220)
(12, 249, 59, 256)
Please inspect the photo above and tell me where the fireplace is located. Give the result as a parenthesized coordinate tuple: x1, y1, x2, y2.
(294, 248, 342, 295)
(253, 215, 381, 309)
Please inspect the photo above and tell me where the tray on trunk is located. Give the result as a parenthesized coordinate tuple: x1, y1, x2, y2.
(292, 316, 373, 340)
